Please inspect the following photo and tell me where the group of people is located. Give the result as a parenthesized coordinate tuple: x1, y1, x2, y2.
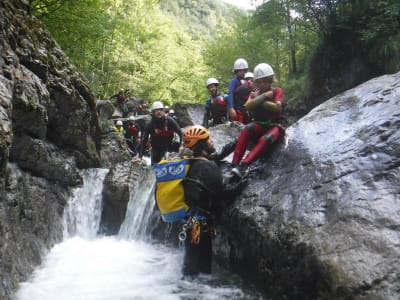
(203, 58, 286, 178)
(127, 58, 286, 278)
(113, 116, 141, 156)
(110, 89, 149, 117)
(113, 102, 179, 158)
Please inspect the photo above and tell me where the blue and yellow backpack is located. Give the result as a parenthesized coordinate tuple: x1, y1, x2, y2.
(153, 158, 191, 222)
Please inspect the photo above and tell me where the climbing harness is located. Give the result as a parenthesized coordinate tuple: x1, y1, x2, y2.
(178, 216, 215, 248)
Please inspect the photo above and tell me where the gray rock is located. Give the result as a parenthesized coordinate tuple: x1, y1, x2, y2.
(215, 72, 400, 299)
(0, 1, 100, 297)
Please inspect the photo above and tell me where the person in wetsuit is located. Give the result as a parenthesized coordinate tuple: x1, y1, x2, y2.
(181, 125, 246, 276)
(231, 63, 286, 178)
(138, 101, 182, 165)
(202, 78, 229, 128)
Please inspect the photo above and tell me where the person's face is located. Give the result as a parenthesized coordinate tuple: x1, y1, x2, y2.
(152, 108, 165, 118)
(236, 69, 247, 79)
(255, 77, 272, 93)
(207, 84, 218, 96)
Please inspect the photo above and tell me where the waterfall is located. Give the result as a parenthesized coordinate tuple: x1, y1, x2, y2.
(118, 166, 156, 240)
(63, 168, 108, 239)
(16, 167, 265, 300)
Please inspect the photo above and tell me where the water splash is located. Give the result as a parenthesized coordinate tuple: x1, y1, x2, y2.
(118, 166, 156, 240)
(63, 168, 108, 239)
(16, 166, 266, 300)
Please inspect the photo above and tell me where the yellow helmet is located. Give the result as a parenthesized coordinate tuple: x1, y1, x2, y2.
(183, 125, 210, 148)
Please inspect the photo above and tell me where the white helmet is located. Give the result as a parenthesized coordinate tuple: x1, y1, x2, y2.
(233, 58, 248, 71)
(254, 63, 274, 80)
(116, 120, 123, 126)
(206, 78, 219, 87)
(169, 109, 175, 114)
(245, 72, 254, 79)
(128, 116, 135, 121)
(151, 101, 164, 111)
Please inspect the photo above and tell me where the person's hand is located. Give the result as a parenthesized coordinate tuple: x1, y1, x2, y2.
(229, 108, 237, 120)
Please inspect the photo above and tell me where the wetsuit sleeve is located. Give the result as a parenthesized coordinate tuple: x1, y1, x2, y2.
(203, 112, 209, 128)
(138, 122, 151, 158)
(203, 99, 211, 127)
(227, 78, 237, 109)
(168, 117, 183, 145)
(273, 87, 284, 103)
(223, 94, 229, 121)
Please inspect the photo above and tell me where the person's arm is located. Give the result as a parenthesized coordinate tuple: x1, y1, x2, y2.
(203, 99, 211, 127)
(223, 94, 230, 122)
(210, 138, 237, 162)
(228, 79, 238, 120)
(168, 117, 183, 145)
(261, 87, 284, 113)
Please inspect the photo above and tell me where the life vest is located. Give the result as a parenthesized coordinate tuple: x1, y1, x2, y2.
(150, 119, 174, 148)
(234, 80, 253, 111)
(154, 158, 191, 222)
(210, 95, 227, 119)
(125, 124, 138, 137)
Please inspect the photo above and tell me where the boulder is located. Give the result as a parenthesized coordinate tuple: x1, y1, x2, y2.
(215, 72, 400, 300)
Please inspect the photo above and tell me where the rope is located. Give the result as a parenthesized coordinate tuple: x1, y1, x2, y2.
(191, 221, 201, 245)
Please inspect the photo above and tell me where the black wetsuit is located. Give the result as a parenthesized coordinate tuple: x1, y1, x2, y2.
(182, 158, 223, 276)
(138, 116, 182, 165)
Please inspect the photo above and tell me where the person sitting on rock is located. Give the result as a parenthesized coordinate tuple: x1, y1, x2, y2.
(227, 58, 253, 124)
(137, 101, 183, 165)
(231, 63, 286, 178)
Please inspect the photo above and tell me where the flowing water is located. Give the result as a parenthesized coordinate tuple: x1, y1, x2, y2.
(15, 168, 265, 300)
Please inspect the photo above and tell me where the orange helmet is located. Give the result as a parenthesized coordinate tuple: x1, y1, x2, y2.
(183, 125, 210, 148)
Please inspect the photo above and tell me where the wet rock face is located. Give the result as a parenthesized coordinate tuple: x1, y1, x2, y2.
(215, 72, 400, 299)
(0, 1, 101, 297)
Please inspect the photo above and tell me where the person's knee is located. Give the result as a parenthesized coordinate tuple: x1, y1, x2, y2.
(263, 132, 275, 144)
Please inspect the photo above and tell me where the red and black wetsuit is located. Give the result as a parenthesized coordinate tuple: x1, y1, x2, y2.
(124, 123, 139, 155)
(203, 94, 229, 127)
(232, 87, 286, 166)
(139, 116, 182, 165)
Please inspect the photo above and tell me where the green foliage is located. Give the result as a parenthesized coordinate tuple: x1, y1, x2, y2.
(204, 0, 319, 90)
(32, 0, 219, 105)
(31, 0, 400, 114)
(306, 0, 400, 107)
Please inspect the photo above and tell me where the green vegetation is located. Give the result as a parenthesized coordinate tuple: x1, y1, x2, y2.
(31, 0, 400, 110)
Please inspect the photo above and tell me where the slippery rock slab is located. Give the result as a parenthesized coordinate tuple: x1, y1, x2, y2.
(216, 72, 400, 300)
